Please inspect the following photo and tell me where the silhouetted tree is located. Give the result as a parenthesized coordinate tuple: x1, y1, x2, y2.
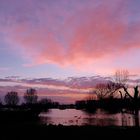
(115, 70, 139, 101)
(94, 82, 121, 100)
(4, 91, 19, 106)
(24, 88, 38, 104)
(120, 85, 139, 102)
(115, 70, 129, 86)
(0, 98, 2, 106)
(86, 94, 95, 101)
(39, 98, 52, 105)
(95, 83, 109, 100)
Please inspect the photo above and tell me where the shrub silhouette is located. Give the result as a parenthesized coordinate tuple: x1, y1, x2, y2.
(24, 88, 38, 104)
(4, 91, 19, 106)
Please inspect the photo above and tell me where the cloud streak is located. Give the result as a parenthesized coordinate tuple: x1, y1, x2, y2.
(0, 76, 108, 89)
(0, 75, 139, 103)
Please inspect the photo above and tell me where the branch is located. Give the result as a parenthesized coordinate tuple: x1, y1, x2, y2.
(123, 86, 133, 100)
(119, 91, 123, 99)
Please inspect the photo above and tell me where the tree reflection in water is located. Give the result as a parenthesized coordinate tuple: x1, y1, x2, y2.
(39, 109, 140, 127)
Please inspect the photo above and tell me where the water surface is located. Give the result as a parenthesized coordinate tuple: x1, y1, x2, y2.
(39, 109, 140, 126)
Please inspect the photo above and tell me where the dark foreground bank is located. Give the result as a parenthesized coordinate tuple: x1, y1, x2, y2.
(0, 109, 140, 139)
(0, 123, 140, 139)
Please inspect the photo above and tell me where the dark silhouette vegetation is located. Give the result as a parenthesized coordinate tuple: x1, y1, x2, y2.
(76, 70, 140, 113)
(24, 88, 38, 104)
(0, 70, 140, 113)
(4, 91, 19, 106)
(0, 88, 59, 122)
(0, 70, 140, 134)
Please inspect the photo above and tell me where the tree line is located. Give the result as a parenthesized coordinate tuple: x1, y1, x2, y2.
(94, 70, 140, 103)
(3, 88, 38, 106)
(0, 88, 59, 108)
(76, 70, 140, 110)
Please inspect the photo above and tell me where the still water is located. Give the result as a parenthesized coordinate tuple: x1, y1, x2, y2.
(39, 109, 140, 126)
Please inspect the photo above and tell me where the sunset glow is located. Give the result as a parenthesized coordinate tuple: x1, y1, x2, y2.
(0, 0, 140, 103)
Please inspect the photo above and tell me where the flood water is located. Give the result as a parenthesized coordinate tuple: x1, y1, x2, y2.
(39, 109, 140, 126)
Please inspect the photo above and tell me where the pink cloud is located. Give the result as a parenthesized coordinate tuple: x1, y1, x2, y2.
(2, 0, 140, 74)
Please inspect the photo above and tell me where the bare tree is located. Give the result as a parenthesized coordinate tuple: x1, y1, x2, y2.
(92, 69, 139, 102)
(95, 83, 109, 100)
(113, 70, 128, 99)
(114, 70, 139, 102)
(24, 88, 38, 104)
(94, 82, 121, 100)
(4, 91, 19, 106)
(115, 70, 129, 85)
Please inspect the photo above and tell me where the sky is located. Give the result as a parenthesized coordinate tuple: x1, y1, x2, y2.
(0, 0, 140, 103)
